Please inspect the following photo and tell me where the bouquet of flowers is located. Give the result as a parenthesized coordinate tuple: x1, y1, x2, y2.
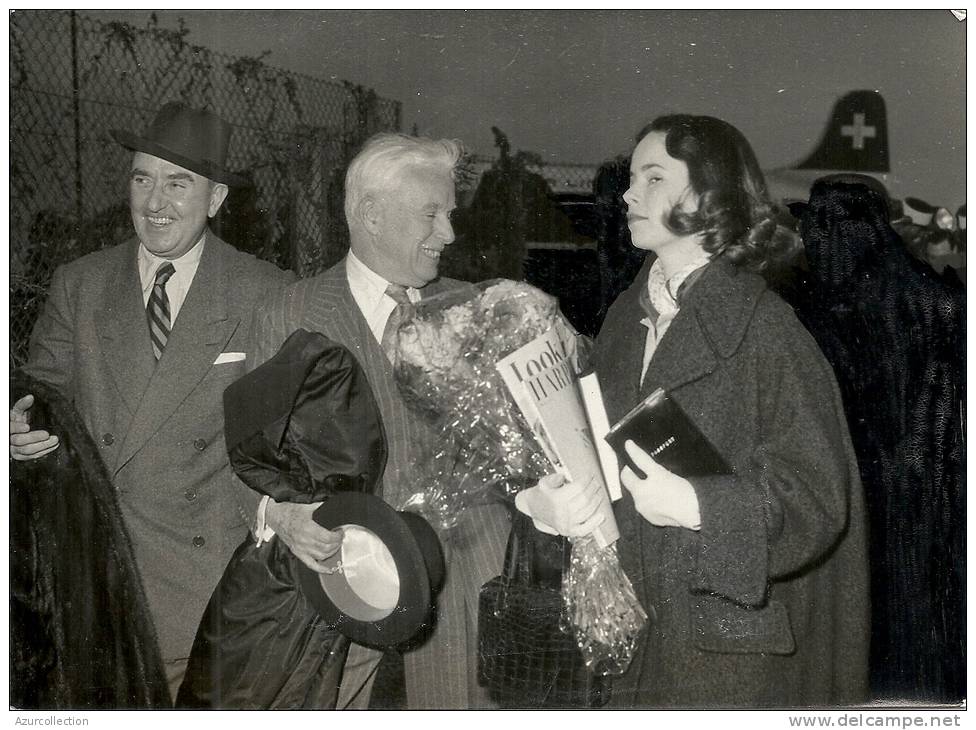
(393, 279, 646, 675)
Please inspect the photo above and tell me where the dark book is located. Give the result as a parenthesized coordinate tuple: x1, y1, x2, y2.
(605, 388, 731, 479)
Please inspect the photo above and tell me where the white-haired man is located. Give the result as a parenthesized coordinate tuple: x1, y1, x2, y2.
(248, 133, 510, 709)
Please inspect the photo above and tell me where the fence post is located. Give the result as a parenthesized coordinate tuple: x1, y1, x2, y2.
(70, 10, 83, 227)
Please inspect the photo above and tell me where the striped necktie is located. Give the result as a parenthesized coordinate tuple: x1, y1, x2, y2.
(147, 262, 176, 360)
(381, 283, 413, 363)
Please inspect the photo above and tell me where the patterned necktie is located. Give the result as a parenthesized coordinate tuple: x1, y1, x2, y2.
(381, 283, 413, 363)
(147, 262, 176, 361)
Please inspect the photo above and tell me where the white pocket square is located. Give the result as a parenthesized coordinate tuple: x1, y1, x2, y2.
(213, 352, 246, 365)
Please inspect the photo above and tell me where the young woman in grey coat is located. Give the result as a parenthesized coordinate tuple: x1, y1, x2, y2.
(520, 115, 870, 707)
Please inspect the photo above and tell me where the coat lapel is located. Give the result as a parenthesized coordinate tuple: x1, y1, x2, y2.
(641, 308, 718, 397)
(317, 262, 379, 362)
(606, 295, 647, 411)
(339, 265, 393, 379)
(642, 259, 765, 397)
(115, 237, 241, 472)
(597, 263, 655, 408)
(95, 241, 157, 415)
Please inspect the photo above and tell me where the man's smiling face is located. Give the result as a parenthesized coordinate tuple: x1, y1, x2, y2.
(129, 152, 227, 259)
(362, 163, 457, 288)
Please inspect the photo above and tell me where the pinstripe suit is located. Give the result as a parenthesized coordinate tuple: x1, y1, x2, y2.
(249, 257, 510, 709)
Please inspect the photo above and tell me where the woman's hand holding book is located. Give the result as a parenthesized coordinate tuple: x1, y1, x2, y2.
(620, 440, 701, 531)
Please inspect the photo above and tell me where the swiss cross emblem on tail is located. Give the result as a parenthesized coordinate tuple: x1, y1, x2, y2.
(841, 113, 876, 150)
(794, 90, 889, 173)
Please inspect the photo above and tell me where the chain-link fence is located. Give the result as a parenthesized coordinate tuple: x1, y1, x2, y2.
(10, 10, 401, 367)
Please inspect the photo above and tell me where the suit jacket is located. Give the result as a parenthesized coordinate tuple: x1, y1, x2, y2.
(24, 233, 294, 674)
(595, 258, 870, 707)
(250, 258, 510, 708)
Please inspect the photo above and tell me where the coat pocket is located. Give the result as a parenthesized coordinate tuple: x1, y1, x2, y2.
(692, 594, 796, 655)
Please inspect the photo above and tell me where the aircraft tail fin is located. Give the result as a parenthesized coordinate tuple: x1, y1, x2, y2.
(795, 90, 890, 172)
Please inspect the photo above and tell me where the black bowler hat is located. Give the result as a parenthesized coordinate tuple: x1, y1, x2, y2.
(111, 101, 248, 186)
(223, 329, 445, 648)
(298, 492, 446, 649)
(786, 201, 807, 220)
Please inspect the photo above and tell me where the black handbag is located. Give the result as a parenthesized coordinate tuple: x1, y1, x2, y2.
(477, 515, 611, 708)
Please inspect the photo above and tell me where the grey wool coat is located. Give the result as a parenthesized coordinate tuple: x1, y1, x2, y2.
(595, 257, 870, 708)
(249, 259, 510, 709)
(24, 234, 294, 686)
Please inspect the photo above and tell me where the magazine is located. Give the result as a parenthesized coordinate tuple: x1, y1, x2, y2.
(496, 328, 619, 547)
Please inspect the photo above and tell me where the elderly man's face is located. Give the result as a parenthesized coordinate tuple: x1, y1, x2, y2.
(364, 164, 456, 288)
(129, 152, 228, 259)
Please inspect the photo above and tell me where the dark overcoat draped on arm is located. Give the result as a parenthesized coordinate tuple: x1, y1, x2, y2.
(177, 331, 391, 709)
(10, 370, 171, 709)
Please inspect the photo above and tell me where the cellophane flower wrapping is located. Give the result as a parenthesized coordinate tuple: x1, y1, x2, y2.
(393, 279, 646, 675)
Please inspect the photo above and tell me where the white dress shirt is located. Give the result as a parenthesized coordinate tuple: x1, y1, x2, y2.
(137, 233, 206, 324)
(345, 250, 421, 344)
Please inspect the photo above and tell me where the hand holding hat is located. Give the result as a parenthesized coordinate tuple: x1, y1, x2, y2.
(223, 329, 446, 648)
(298, 492, 446, 649)
(267, 501, 343, 573)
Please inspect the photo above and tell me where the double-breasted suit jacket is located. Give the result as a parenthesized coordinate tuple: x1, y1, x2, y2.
(595, 258, 870, 707)
(250, 259, 510, 709)
(24, 233, 294, 680)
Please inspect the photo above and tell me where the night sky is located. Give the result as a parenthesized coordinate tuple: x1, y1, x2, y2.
(87, 9, 966, 210)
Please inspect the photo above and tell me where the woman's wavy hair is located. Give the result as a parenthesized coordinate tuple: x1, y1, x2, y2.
(638, 115, 801, 272)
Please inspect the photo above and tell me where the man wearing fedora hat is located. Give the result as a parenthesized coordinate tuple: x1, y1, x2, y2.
(248, 133, 511, 709)
(9, 101, 294, 701)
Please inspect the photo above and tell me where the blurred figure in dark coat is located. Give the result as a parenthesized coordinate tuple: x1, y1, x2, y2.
(793, 177, 966, 703)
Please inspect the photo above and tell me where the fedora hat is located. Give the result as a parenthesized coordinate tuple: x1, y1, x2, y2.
(112, 101, 248, 186)
(298, 492, 446, 649)
(223, 328, 445, 648)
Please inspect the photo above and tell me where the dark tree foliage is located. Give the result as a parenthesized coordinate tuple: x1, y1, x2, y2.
(446, 128, 550, 283)
(593, 155, 646, 325)
(211, 171, 283, 269)
(445, 128, 604, 336)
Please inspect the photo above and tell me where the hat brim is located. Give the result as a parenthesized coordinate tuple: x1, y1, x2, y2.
(786, 201, 808, 219)
(112, 129, 249, 187)
(297, 493, 442, 648)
